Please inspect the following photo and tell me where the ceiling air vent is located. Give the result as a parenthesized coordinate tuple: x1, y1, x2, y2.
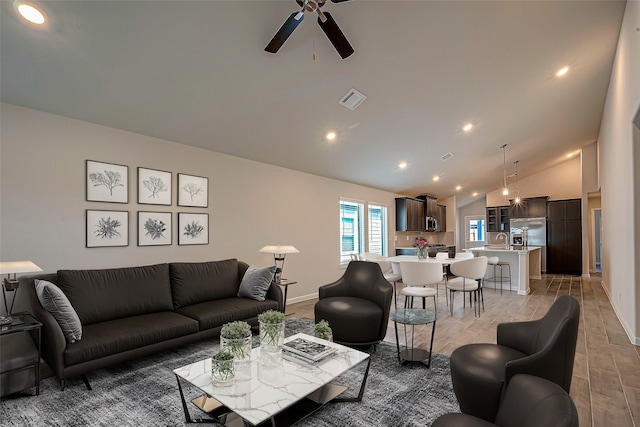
(339, 88, 367, 110)
(440, 152, 455, 162)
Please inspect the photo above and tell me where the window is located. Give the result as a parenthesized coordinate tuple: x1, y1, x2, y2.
(368, 203, 388, 256)
(340, 200, 364, 264)
(339, 199, 388, 265)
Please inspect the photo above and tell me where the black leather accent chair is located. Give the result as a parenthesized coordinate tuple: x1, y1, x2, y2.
(314, 261, 393, 347)
(449, 295, 580, 422)
(432, 374, 579, 427)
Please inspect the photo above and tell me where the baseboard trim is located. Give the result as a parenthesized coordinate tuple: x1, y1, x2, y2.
(601, 279, 639, 345)
(286, 292, 318, 306)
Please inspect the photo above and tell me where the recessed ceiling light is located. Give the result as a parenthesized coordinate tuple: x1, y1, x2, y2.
(17, 3, 45, 24)
(472, 192, 478, 197)
(556, 66, 569, 77)
(455, 185, 462, 191)
(326, 131, 337, 141)
(462, 123, 473, 132)
(398, 162, 407, 169)
(432, 176, 440, 182)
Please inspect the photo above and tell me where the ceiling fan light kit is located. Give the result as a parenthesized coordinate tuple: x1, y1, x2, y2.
(265, 0, 354, 59)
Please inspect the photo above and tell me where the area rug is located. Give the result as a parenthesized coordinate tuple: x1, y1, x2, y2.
(0, 317, 459, 426)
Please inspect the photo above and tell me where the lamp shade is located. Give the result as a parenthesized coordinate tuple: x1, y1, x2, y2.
(259, 245, 299, 255)
(0, 261, 43, 275)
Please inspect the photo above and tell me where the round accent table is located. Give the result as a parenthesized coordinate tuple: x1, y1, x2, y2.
(390, 308, 437, 367)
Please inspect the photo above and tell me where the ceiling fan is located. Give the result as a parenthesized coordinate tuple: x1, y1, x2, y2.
(265, 0, 354, 59)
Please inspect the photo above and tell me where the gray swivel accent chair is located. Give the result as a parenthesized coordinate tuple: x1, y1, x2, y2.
(432, 374, 579, 427)
(314, 261, 393, 347)
(449, 295, 580, 422)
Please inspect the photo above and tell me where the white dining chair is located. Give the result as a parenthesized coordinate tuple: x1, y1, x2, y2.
(398, 261, 443, 311)
(455, 252, 474, 259)
(447, 256, 488, 317)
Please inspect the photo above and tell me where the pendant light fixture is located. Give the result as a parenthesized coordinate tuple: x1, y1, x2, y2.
(501, 144, 509, 196)
(514, 161, 521, 204)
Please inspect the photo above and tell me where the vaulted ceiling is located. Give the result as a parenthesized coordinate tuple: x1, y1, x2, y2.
(0, 0, 626, 205)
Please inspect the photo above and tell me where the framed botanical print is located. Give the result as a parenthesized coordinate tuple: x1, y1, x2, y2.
(86, 160, 128, 203)
(178, 212, 209, 245)
(138, 211, 172, 246)
(86, 210, 129, 247)
(177, 173, 208, 208)
(138, 167, 171, 205)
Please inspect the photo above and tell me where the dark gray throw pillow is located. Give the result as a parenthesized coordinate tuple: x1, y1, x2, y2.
(35, 279, 82, 343)
(237, 265, 276, 301)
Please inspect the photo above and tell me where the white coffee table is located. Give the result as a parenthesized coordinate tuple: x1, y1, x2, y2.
(173, 333, 370, 426)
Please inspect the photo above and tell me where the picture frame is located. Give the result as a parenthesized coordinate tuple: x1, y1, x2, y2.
(177, 173, 208, 208)
(86, 160, 128, 203)
(178, 212, 209, 245)
(86, 210, 129, 248)
(138, 211, 172, 246)
(138, 167, 172, 205)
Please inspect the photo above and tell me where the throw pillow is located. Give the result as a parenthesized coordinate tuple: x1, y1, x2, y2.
(35, 279, 82, 343)
(237, 265, 276, 302)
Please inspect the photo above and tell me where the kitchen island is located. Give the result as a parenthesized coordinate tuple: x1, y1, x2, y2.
(465, 246, 542, 295)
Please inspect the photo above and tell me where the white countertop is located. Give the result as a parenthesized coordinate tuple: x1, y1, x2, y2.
(468, 246, 542, 252)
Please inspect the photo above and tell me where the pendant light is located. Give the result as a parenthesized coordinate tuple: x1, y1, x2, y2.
(500, 144, 509, 196)
(513, 161, 521, 204)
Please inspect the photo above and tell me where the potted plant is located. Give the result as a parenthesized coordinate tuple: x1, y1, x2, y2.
(314, 319, 332, 341)
(257, 309, 285, 352)
(220, 321, 252, 362)
(211, 349, 234, 382)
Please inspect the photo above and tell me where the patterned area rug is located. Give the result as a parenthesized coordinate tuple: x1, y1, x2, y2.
(0, 317, 458, 426)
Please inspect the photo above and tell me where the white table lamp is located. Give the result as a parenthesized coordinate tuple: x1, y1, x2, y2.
(259, 245, 299, 282)
(0, 261, 42, 321)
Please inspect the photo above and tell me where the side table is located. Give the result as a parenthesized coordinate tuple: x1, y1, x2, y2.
(0, 311, 42, 396)
(390, 308, 437, 367)
(274, 279, 297, 313)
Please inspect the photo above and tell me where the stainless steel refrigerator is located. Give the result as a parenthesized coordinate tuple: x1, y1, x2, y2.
(510, 217, 547, 272)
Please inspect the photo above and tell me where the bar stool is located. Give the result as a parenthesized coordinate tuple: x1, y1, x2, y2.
(486, 257, 512, 294)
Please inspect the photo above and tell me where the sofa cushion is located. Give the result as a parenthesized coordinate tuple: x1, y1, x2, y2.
(177, 297, 279, 330)
(57, 264, 173, 325)
(237, 265, 276, 301)
(35, 279, 82, 343)
(169, 259, 240, 309)
(63, 312, 199, 366)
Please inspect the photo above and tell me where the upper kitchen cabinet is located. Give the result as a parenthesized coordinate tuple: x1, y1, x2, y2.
(486, 206, 509, 232)
(435, 204, 447, 232)
(396, 197, 425, 231)
(510, 196, 549, 218)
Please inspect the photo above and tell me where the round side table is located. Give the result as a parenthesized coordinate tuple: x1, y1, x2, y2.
(390, 308, 437, 367)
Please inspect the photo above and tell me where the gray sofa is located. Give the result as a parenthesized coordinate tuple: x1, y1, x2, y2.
(22, 259, 282, 389)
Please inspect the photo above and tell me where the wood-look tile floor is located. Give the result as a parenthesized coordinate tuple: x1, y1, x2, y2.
(287, 274, 640, 427)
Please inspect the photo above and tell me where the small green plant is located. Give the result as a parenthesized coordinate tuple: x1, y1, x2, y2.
(258, 310, 285, 348)
(211, 349, 234, 382)
(221, 321, 251, 339)
(314, 320, 332, 341)
(220, 321, 252, 360)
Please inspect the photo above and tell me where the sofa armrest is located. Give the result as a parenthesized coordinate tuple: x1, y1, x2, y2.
(21, 274, 68, 379)
(265, 282, 284, 311)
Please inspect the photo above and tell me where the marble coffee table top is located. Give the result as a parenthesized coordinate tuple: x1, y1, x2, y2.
(173, 333, 369, 426)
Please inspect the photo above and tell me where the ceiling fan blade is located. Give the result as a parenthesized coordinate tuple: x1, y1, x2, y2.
(317, 12, 354, 59)
(265, 12, 305, 54)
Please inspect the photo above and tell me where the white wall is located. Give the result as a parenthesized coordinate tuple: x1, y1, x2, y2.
(0, 103, 398, 314)
(486, 156, 582, 207)
(598, 0, 640, 343)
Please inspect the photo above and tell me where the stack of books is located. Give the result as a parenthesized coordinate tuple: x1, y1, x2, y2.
(282, 337, 337, 363)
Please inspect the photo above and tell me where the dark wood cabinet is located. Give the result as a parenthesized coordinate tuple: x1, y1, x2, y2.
(510, 196, 548, 218)
(396, 197, 425, 231)
(486, 206, 509, 232)
(435, 204, 446, 231)
(547, 199, 582, 274)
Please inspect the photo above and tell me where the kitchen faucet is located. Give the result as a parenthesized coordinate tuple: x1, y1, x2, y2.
(496, 232, 509, 248)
